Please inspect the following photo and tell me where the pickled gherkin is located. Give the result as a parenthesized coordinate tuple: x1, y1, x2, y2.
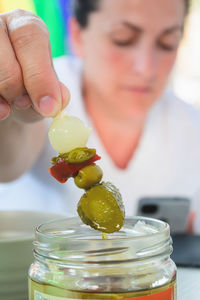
(77, 182, 125, 233)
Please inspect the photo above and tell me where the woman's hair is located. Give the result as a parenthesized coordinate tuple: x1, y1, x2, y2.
(72, 0, 191, 28)
(72, 0, 100, 28)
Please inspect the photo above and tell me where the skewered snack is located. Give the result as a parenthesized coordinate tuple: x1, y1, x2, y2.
(48, 111, 125, 234)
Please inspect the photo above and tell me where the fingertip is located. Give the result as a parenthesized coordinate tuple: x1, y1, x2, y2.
(38, 96, 61, 117)
(0, 98, 10, 121)
(13, 94, 32, 110)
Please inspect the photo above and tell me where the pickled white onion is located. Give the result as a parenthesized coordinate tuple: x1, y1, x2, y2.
(48, 111, 91, 154)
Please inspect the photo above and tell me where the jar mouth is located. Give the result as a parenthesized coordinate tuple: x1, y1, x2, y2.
(36, 216, 169, 241)
(34, 217, 171, 263)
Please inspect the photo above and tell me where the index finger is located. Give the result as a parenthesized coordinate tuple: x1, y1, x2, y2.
(5, 10, 67, 117)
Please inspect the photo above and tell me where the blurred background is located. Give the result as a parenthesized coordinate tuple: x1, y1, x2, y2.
(0, 0, 71, 57)
(0, 0, 200, 107)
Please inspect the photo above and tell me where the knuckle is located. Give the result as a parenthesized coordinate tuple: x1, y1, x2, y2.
(0, 64, 22, 92)
(12, 31, 36, 49)
(9, 9, 42, 23)
(25, 67, 48, 82)
(7, 10, 49, 38)
(12, 27, 48, 50)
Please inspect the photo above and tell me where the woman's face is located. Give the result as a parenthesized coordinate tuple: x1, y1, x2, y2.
(72, 0, 185, 117)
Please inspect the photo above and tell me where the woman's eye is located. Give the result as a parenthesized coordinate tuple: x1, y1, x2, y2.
(112, 39, 134, 47)
(158, 32, 181, 52)
(110, 27, 138, 47)
(158, 43, 177, 51)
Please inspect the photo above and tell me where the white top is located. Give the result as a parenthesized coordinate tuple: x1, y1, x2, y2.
(1, 56, 200, 232)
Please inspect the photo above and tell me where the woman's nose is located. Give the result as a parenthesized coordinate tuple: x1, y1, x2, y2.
(132, 45, 157, 80)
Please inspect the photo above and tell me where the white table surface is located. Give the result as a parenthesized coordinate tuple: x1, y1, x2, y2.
(177, 268, 200, 299)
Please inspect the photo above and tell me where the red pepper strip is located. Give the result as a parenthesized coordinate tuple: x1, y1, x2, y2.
(49, 154, 101, 183)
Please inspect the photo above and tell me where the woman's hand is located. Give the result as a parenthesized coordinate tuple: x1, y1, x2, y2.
(0, 9, 70, 123)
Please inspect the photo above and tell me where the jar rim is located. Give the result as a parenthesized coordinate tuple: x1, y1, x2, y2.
(34, 217, 171, 263)
(35, 216, 169, 241)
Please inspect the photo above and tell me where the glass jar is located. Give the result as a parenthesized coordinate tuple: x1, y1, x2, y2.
(28, 216, 177, 299)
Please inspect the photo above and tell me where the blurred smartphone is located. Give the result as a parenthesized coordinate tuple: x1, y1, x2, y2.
(137, 197, 190, 233)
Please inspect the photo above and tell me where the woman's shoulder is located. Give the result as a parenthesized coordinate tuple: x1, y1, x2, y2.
(162, 90, 200, 131)
(155, 91, 200, 157)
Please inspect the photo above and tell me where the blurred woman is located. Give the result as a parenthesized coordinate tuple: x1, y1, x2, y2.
(0, 0, 199, 231)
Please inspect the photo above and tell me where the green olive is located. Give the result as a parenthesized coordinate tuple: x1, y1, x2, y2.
(74, 164, 103, 189)
(67, 147, 96, 163)
(77, 182, 125, 233)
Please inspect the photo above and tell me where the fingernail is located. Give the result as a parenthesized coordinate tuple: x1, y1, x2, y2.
(39, 96, 60, 117)
(13, 95, 31, 110)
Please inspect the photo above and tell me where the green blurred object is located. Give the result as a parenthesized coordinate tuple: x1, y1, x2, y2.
(33, 0, 66, 57)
